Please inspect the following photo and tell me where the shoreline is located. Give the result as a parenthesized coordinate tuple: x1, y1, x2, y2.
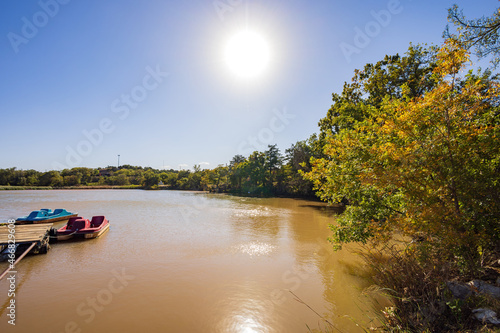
(0, 185, 324, 201)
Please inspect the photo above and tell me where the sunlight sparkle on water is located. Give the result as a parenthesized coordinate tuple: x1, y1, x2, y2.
(234, 315, 266, 333)
(233, 207, 273, 218)
(235, 241, 277, 257)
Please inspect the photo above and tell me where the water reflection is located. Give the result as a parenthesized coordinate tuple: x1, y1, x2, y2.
(234, 316, 263, 333)
(212, 282, 277, 333)
(222, 313, 267, 333)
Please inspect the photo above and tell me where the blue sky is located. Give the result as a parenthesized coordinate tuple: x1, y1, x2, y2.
(0, 0, 497, 171)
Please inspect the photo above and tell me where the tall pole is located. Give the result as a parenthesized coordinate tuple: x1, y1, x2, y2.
(118, 155, 120, 168)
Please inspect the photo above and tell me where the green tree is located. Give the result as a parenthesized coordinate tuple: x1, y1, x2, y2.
(239, 151, 268, 195)
(162, 172, 178, 188)
(143, 170, 160, 189)
(109, 170, 130, 186)
(284, 136, 317, 196)
(202, 165, 228, 192)
(186, 165, 203, 190)
(0, 168, 15, 185)
(61, 169, 83, 186)
(129, 169, 145, 185)
(318, 45, 437, 141)
(228, 155, 246, 192)
(63, 175, 81, 186)
(39, 171, 63, 187)
(264, 144, 282, 193)
(26, 170, 40, 186)
(73, 167, 97, 184)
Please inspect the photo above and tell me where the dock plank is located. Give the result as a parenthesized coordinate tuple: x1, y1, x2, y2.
(0, 224, 53, 245)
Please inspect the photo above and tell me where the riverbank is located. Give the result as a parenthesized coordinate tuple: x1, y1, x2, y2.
(360, 243, 500, 332)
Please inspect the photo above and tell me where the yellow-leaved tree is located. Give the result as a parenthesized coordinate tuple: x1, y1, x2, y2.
(305, 40, 500, 272)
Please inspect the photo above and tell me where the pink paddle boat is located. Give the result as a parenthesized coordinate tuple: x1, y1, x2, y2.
(56, 216, 110, 241)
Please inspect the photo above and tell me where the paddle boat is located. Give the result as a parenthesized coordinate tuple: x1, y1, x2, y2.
(55, 216, 110, 241)
(16, 209, 78, 225)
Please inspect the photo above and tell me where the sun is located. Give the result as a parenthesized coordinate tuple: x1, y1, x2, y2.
(225, 30, 270, 79)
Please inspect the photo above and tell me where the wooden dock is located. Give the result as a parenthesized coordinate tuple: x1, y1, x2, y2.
(0, 224, 53, 280)
(0, 223, 52, 257)
(0, 223, 53, 246)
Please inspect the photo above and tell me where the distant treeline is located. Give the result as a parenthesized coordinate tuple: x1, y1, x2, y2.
(0, 139, 320, 197)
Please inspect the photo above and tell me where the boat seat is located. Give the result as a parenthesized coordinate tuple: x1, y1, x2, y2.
(72, 219, 87, 230)
(91, 216, 105, 228)
(27, 211, 40, 219)
(66, 217, 80, 230)
(53, 209, 64, 215)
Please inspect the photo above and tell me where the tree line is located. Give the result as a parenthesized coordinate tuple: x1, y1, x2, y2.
(0, 139, 320, 197)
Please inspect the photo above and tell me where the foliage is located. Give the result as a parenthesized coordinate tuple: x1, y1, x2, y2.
(286, 135, 319, 196)
(305, 41, 500, 273)
(445, 4, 500, 67)
(318, 45, 437, 141)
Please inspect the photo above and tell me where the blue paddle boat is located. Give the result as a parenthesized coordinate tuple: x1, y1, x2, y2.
(16, 209, 78, 225)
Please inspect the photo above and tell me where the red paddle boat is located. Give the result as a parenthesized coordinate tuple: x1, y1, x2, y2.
(55, 216, 110, 241)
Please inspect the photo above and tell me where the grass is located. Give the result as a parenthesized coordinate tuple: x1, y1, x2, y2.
(0, 186, 53, 190)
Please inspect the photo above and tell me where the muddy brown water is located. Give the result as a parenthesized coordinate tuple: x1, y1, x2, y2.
(0, 190, 381, 333)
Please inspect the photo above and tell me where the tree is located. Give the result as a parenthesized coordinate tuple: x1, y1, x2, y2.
(61, 168, 86, 186)
(318, 45, 437, 140)
(39, 171, 63, 187)
(162, 172, 178, 188)
(305, 41, 500, 272)
(72, 167, 97, 184)
(446, 5, 500, 67)
(202, 165, 228, 192)
(264, 144, 282, 192)
(129, 169, 145, 185)
(238, 151, 268, 194)
(228, 155, 246, 192)
(187, 167, 203, 190)
(230, 155, 246, 166)
(143, 170, 160, 189)
(63, 175, 81, 186)
(25, 170, 40, 186)
(284, 136, 317, 196)
(110, 170, 130, 186)
(0, 168, 15, 185)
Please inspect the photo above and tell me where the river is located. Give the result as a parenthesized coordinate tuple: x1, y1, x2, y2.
(0, 190, 381, 332)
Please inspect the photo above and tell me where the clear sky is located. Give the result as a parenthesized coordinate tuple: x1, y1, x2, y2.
(0, 0, 497, 171)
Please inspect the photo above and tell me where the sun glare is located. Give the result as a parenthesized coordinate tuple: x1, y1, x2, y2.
(225, 30, 270, 79)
